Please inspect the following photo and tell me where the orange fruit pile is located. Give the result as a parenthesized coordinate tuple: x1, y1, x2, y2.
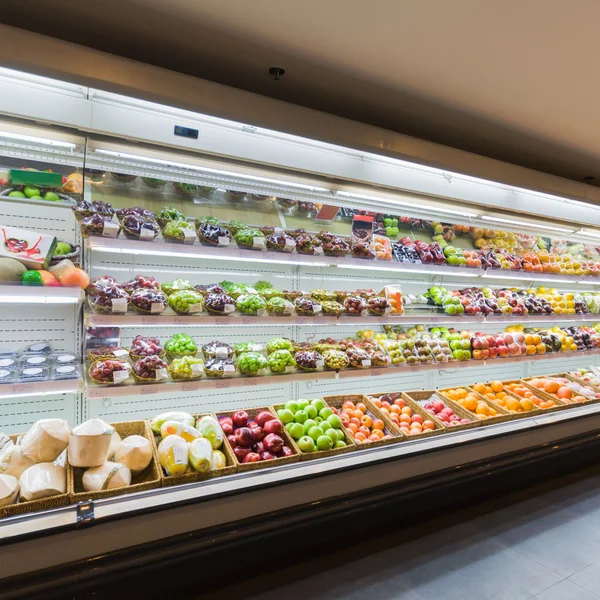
(526, 378, 586, 404)
(441, 387, 498, 420)
(504, 382, 555, 410)
(466, 381, 538, 413)
(338, 399, 393, 443)
(370, 395, 436, 437)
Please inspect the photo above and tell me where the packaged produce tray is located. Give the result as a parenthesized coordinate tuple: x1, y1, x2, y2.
(520, 377, 586, 411)
(271, 402, 356, 461)
(0, 434, 72, 519)
(218, 407, 300, 472)
(154, 413, 237, 487)
(367, 391, 446, 439)
(322, 394, 403, 448)
(562, 372, 600, 399)
(70, 420, 161, 502)
(403, 390, 482, 432)
(437, 387, 516, 425)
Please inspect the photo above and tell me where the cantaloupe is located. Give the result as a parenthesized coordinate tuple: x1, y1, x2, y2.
(0, 257, 26, 282)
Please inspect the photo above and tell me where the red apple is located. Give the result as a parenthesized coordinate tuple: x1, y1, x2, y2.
(235, 427, 254, 447)
(253, 441, 265, 454)
(508, 343, 520, 356)
(488, 347, 498, 359)
(255, 411, 276, 427)
(263, 433, 284, 454)
(263, 419, 283, 435)
(280, 446, 294, 457)
(220, 421, 234, 435)
(227, 434, 237, 448)
(260, 451, 276, 461)
(232, 411, 249, 428)
(441, 407, 454, 417)
(234, 446, 251, 461)
(437, 412, 449, 422)
(249, 425, 264, 442)
(242, 452, 261, 463)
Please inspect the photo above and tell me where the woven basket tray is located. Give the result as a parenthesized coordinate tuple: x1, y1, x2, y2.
(322, 394, 403, 448)
(219, 407, 301, 471)
(520, 377, 579, 412)
(156, 413, 238, 487)
(404, 390, 481, 432)
(0, 434, 72, 520)
(563, 373, 600, 401)
(437, 387, 517, 425)
(70, 420, 161, 502)
(367, 391, 446, 440)
(272, 402, 356, 461)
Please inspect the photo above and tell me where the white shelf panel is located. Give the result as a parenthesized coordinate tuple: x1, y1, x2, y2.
(0, 379, 81, 399)
(0, 286, 82, 304)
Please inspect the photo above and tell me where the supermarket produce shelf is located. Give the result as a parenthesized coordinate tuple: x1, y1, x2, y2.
(0, 378, 81, 398)
(87, 237, 600, 287)
(4, 397, 600, 547)
(0, 285, 83, 304)
(84, 311, 600, 327)
(85, 348, 600, 398)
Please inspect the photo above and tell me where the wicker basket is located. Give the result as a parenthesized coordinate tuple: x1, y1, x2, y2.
(129, 349, 167, 363)
(404, 390, 482, 432)
(563, 373, 600, 402)
(0, 434, 72, 519)
(69, 421, 161, 502)
(272, 402, 356, 461)
(87, 361, 131, 386)
(520, 377, 573, 412)
(49, 240, 81, 266)
(366, 391, 445, 440)
(437, 387, 517, 425)
(131, 366, 169, 384)
(87, 348, 129, 362)
(492, 379, 545, 415)
(322, 394, 403, 448)
(156, 413, 238, 487)
(218, 407, 301, 471)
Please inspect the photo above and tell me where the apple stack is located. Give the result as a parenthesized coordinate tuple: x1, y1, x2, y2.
(218, 409, 299, 471)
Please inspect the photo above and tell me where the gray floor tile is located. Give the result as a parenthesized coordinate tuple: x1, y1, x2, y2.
(470, 495, 600, 578)
(570, 560, 600, 596)
(531, 579, 600, 600)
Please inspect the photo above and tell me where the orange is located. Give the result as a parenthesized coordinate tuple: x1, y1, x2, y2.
(544, 380, 560, 394)
(520, 398, 535, 411)
(400, 413, 411, 424)
(490, 381, 503, 393)
(506, 397, 520, 412)
(472, 383, 487, 394)
(557, 387, 573, 399)
(401, 406, 412, 416)
(463, 397, 478, 412)
(372, 419, 385, 431)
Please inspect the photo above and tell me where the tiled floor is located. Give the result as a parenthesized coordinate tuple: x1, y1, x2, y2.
(208, 465, 600, 600)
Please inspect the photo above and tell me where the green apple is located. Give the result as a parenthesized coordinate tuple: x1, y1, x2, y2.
(311, 399, 326, 412)
(315, 416, 324, 424)
(44, 191, 60, 202)
(319, 407, 334, 419)
(335, 429, 345, 442)
(462, 350, 471, 360)
(297, 399, 309, 410)
(327, 414, 342, 429)
(324, 428, 339, 442)
(307, 426, 324, 441)
(284, 401, 298, 413)
(335, 440, 347, 449)
(288, 422, 305, 440)
(305, 405, 317, 419)
(445, 304, 457, 315)
(30, 196, 44, 201)
(23, 186, 40, 198)
(8, 191, 25, 198)
(294, 409, 308, 424)
(447, 255, 460, 266)
(285, 422, 295, 431)
(297, 436, 315, 452)
(316, 435, 333, 451)
(54, 242, 72, 256)
(303, 419, 317, 433)
(455, 304, 465, 314)
(278, 409, 294, 424)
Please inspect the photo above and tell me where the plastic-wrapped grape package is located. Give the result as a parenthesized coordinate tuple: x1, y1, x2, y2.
(234, 228, 266, 250)
(121, 215, 160, 241)
(161, 278, 192, 296)
(204, 357, 236, 378)
(266, 232, 296, 253)
(132, 355, 169, 383)
(321, 301, 344, 316)
(322, 349, 350, 370)
(266, 297, 295, 316)
(165, 333, 198, 359)
(343, 296, 368, 316)
(294, 350, 324, 371)
(233, 341, 264, 357)
(295, 234, 323, 255)
(162, 219, 196, 244)
(168, 356, 204, 380)
(129, 289, 168, 315)
(367, 296, 392, 316)
(322, 236, 350, 257)
(204, 293, 236, 315)
(259, 288, 283, 300)
(236, 293, 267, 316)
(122, 275, 160, 295)
(88, 284, 129, 314)
(89, 359, 131, 385)
(346, 347, 371, 368)
(310, 289, 336, 302)
(267, 349, 296, 374)
(194, 283, 225, 296)
(266, 338, 293, 355)
(237, 352, 268, 376)
(351, 240, 376, 259)
(129, 335, 165, 361)
(202, 340, 234, 360)
(227, 220, 247, 236)
(369, 350, 391, 367)
(294, 297, 322, 316)
(197, 222, 231, 247)
(156, 206, 185, 229)
(80, 214, 121, 239)
(168, 290, 204, 315)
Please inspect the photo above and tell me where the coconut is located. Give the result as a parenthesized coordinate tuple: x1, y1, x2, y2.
(20, 419, 70, 463)
(107, 430, 122, 460)
(113, 435, 152, 475)
(82, 461, 131, 492)
(68, 418, 114, 468)
(0, 474, 18, 507)
(19, 463, 66, 501)
(0, 441, 36, 478)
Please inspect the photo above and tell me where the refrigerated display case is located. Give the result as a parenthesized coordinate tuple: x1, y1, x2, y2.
(4, 64, 600, 586)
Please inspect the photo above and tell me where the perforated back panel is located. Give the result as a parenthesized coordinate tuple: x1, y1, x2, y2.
(0, 393, 79, 434)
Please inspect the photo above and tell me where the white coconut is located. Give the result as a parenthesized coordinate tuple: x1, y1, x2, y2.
(0, 441, 36, 478)
(19, 463, 66, 501)
(68, 418, 114, 468)
(113, 435, 152, 475)
(20, 419, 70, 463)
(0, 474, 18, 507)
(107, 430, 122, 460)
(82, 461, 131, 492)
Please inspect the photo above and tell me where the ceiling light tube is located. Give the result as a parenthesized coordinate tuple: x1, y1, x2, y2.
(0, 131, 77, 149)
(480, 215, 573, 234)
(93, 149, 329, 192)
(577, 229, 600, 239)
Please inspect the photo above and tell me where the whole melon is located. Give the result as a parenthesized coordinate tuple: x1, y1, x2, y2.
(0, 257, 26, 282)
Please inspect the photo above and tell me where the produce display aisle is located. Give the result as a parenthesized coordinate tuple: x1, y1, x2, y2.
(3, 65, 600, 583)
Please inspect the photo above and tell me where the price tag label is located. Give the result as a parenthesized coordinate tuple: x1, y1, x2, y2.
(173, 317, 188, 325)
(191, 363, 203, 376)
(111, 298, 128, 313)
(284, 240, 296, 252)
(102, 220, 120, 238)
(283, 304, 295, 315)
(173, 444, 188, 465)
(285, 365, 296, 373)
(256, 308, 267, 316)
(384, 306, 393, 314)
(113, 348, 128, 358)
(181, 382, 197, 392)
(314, 246, 324, 255)
(216, 348, 229, 359)
(244, 378, 258, 386)
(140, 227, 155, 240)
(223, 304, 236, 314)
(370, 369, 382, 376)
(155, 368, 168, 381)
(316, 358, 325, 368)
(189, 303, 203, 314)
(215, 380, 230, 389)
(313, 304, 322, 314)
(253, 237, 266, 249)
(183, 227, 196, 243)
(151, 303, 164, 314)
(113, 369, 129, 384)
(223, 363, 236, 373)
(218, 236, 230, 246)
(361, 359, 372, 368)
(140, 385, 158, 395)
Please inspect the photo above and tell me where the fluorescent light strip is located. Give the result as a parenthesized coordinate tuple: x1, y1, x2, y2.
(336, 264, 478, 277)
(577, 229, 600, 240)
(0, 389, 79, 400)
(93, 149, 329, 192)
(0, 131, 77, 150)
(337, 191, 478, 219)
(0, 295, 80, 304)
(480, 215, 573, 234)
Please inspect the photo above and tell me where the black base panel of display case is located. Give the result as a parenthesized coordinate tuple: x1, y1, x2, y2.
(3, 430, 600, 600)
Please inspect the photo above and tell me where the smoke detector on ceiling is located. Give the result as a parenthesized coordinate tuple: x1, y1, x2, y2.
(268, 67, 285, 81)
